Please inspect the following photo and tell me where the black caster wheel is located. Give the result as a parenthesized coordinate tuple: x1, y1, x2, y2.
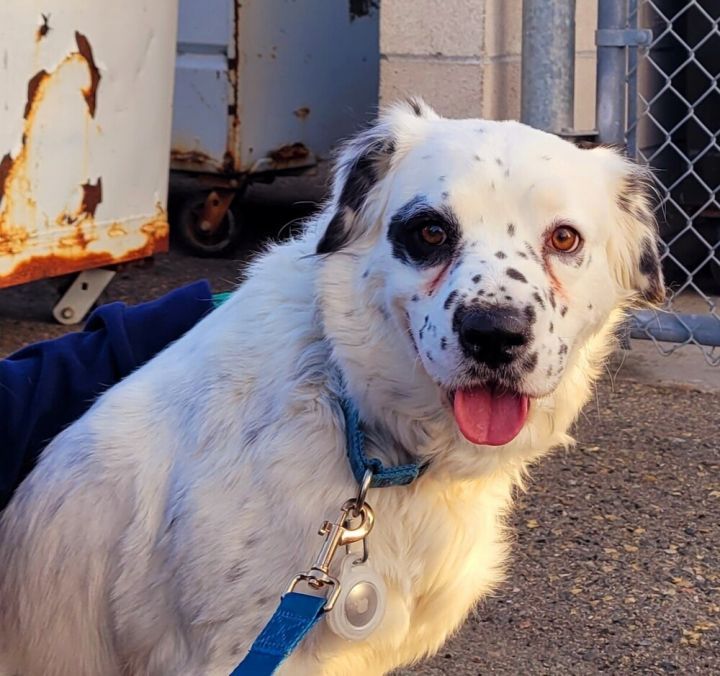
(174, 191, 243, 257)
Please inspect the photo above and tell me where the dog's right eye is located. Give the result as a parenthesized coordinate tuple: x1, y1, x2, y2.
(388, 200, 459, 267)
(420, 223, 448, 246)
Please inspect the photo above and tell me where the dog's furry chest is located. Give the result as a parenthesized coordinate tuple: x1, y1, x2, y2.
(129, 475, 512, 675)
(98, 379, 513, 675)
(277, 477, 514, 675)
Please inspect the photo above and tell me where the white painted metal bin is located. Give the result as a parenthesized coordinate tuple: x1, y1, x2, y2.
(0, 1, 178, 315)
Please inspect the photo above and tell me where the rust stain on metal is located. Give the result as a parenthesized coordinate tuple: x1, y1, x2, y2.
(81, 177, 103, 217)
(222, 151, 235, 173)
(171, 148, 216, 166)
(3, 51, 98, 256)
(270, 142, 310, 163)
(227, 0, 241, 173)
(58, 227, 95, 249)
(0, 153, 12, 201)
(108, 223, 128, 237)
(171, 147, 237, 174)
(24, 70, 49, 118)
(0, 34, 168, 289)
(0, 225, 31, 257)
(55, 212, 78, 227)
(0, 209, 169, 289)
(74, 31, 101, 117)
(36, 14, 51, 41)
(293, 106, 311, 120)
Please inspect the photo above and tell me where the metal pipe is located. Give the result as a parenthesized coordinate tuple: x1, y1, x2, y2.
(630, 311, 720, 347)
(521, 0, 576, 134)
(626, 0, 639, 156)
(596, 0, 628, 145)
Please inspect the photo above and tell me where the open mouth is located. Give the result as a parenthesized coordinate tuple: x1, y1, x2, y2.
(450, 386, 530, 446)
(403, 310, 530, 446)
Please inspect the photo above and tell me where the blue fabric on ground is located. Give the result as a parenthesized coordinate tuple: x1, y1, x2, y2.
(0, 279, 214, 510)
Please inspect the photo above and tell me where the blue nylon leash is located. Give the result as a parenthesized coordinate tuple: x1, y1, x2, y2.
(225, 356, 424, 673)
(230, 592, 325, 675)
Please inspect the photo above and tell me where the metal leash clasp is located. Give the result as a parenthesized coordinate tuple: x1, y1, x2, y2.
(287, 494, 374, 612)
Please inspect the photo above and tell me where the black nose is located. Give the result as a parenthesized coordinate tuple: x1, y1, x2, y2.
(455, 305, 529, 368)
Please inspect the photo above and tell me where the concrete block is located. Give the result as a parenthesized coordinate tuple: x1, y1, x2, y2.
(380, 57, 484, 118)
(380, 0, 485, 57)
(379, 0, 598, 127)
(484, 0, 522, 58)
(481, 59, 522, 121)
(574, 52, 597, 130)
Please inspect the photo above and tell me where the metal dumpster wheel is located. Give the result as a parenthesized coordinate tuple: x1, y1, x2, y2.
(175, 190, 243, 257)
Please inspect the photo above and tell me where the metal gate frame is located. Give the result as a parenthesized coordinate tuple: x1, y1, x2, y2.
(597, 0, 720, 366)
(521, 0, 720, 366)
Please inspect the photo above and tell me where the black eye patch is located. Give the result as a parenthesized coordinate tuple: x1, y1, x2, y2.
(387, 197, 461, 268)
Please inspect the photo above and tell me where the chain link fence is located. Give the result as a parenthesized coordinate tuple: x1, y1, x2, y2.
(625, 0, 720, 365)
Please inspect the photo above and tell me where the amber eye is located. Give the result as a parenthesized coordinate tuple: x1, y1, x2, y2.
(549, 225, 581, 253)
(420, 223, 448, 246)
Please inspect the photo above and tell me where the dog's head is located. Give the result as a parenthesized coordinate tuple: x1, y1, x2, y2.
(316, 100, 664, 462)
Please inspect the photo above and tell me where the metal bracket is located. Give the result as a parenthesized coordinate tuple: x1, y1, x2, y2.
(197, 190, 236, 236)
(52, 268, 116, 325)
(556, 129, 600, 145)
(596, 28, 653, 47)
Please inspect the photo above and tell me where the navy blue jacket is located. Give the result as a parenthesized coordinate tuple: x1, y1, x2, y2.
(0, 280, 214, 511)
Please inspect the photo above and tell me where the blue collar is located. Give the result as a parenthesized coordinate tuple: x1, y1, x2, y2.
(340, 396, 426, 489)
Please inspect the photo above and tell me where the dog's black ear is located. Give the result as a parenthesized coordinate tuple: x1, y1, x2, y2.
(590, 145, 666, 306)
(317, 98, 439, 256)
(403, 96, 437, 119)
(616, 169, 666, 305)
(316, 131, 396, 255)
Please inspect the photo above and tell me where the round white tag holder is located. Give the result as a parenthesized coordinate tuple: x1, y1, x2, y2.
(326, 552, 387, 641)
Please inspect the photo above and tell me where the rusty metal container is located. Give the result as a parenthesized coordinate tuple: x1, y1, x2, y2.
(170, 0, 379, 254)
(0, 1, 178, 289)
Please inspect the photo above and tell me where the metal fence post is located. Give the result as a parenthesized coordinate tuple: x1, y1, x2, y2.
(521, 0, 576, 134)
(625, 0, 639, 158)
(596, 0, 628, 145)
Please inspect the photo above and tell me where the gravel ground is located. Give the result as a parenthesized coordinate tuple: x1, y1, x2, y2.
(1, 203, 718, 675)
(400, 379, 720, 675)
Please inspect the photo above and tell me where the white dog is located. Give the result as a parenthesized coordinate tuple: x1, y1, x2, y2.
(0, 100, 664, 675)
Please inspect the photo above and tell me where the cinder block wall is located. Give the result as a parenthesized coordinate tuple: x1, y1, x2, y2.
(380, 0, 598, 128)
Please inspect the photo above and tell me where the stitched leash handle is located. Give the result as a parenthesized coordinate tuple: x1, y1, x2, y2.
(230, 592, 325, 675)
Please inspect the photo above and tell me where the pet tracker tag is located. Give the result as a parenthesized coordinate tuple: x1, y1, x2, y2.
(326, 552, 386, 641)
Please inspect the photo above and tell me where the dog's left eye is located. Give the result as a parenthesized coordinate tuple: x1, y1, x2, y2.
(549, 224, 582, 253)
(419, 223, 448, 246)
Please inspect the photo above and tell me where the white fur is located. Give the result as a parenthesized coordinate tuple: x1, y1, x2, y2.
(0, 102, 661, 676)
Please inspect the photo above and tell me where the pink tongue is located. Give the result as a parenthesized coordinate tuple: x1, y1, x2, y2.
(453, 387, 529, 446)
